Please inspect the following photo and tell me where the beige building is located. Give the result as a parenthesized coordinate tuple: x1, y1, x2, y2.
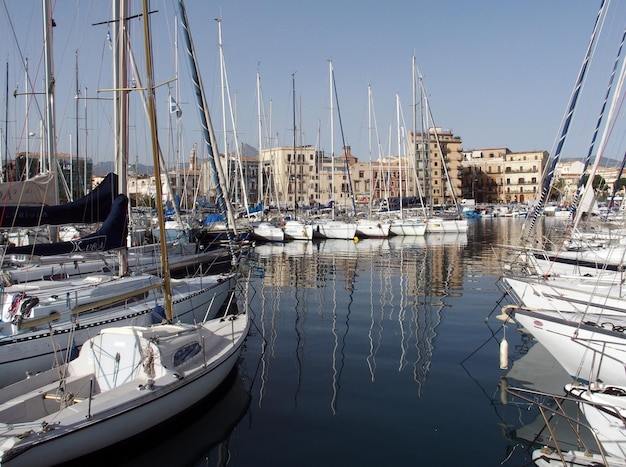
(410, 127, 464, 206)
(461, 148, 549, 204)
(257, 130, 466, 210)
(555, 159, 623, 203)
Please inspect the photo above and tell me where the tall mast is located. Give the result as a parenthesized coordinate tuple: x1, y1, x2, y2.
(142, 0, 173, 320)
(24, 58, 29, 179)
(328, 60, 334, 219)
(74, 50, 81, 198)
(217, 18, 229, 195)
(112, 0, 129, 276)
(331, 65, 356, 215)
(292, 72, 297, 216)
(42, 0, 58, 198)
(257, 69, 263, 206)
(396, 93, 403, 219)
(521, 0, 607, 243)
(4, 62, 9, 182)
(177, 0, 236, 258)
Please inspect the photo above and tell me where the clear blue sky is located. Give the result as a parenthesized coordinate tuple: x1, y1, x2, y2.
(1, 1, 624, 170)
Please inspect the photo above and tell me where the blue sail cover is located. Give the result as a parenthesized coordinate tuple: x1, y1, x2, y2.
(4, 194, 128, 256)
(0, 173, 118, 228)
(203, 213, 225, 225)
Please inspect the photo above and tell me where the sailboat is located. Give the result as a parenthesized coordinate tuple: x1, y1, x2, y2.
(505, 385, 626, 467)
(498, 0, 626, 386)
(251, 70, 284, 243)
(411, 58, 467, 235)
(0, 0, 238, 387)
(355, 85, 391, 239)
(0, 308, 249, 467)
(312, 60, 357, 240)
(389, 92, 427, 237)
(0, 2, 249, 464)
(281, 73, 313, 242)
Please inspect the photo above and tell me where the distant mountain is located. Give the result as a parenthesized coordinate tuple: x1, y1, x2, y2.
(93, 161, 154, 176)
(92, 143, 258, 175)
(563, 156, 622, 168)
(240, 142, 258, 158)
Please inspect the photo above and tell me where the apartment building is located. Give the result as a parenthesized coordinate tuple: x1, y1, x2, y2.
(461, 148, 549, 204)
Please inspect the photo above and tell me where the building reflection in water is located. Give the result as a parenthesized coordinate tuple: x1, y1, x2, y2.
(249, 232, 468, 413)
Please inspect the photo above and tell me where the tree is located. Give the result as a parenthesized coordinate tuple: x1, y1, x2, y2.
(615, 177, 626, 192)
(581, 173, 608, 191)
(548, 178, 565, 202)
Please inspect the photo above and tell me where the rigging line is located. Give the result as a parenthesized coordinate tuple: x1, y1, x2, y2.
(522, 0, 608, 244)
(331, 69, 356, 216)
(566, 21, 626, 230)
(177, 0, 236, 258)
(1, 0, 45, 125)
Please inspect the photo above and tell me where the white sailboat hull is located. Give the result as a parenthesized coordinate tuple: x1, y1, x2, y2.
(252, 221, 285, 242)
(507, 307, 626, 386)
(503, 276, 626, 315)
(283, 220, 313, 241)
(389, 218, 426, 236)
(355, 219, 390, 238)
(426, 217, 468, 233)
(0, 313, 250, 466)
(566, 384, 626, 459)
(313, 220, 357, 240)
(0, 273, 238, 387)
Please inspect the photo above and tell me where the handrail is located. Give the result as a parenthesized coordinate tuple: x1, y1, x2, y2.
(71, 282, 163, 316)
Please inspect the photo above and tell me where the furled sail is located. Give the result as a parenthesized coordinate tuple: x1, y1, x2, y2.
(4, 194, 128, 256)
(0, 173, 118, 228)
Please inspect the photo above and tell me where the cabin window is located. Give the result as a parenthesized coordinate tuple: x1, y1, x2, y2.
(173, 342, 202, 367)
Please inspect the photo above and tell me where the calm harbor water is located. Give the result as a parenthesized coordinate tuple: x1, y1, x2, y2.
(80, 217, 569, 467)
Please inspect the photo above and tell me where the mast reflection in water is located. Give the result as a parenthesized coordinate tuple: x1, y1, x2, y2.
(86, 218, 562, 466)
